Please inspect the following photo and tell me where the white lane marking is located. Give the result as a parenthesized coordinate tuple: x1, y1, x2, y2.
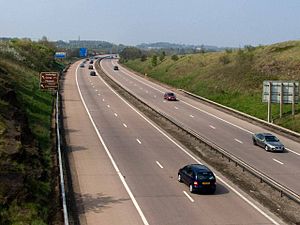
(174, 106, 179, 109)
(273, 159, 284, 165)
(155, 161, 164, 169)
(97, 93, 101, 96)
(75, 65, 149, 225)
(163, 100, 166, 103)
(102, 99, 105, 102)
(154, 95, 157, 98)
(209, 125, 216, 129)
(123, 123, 127, 128)
(109, 62, 300, 157)
(114, 113, 118, 117)
(287, 148, 300, 156)
(91, 83, 93, 85)
(136, 139, 142, 144)
(107, 105, 110, 108)
(95, 89, 98, 92)
(100, 61, 282, 225)
(189, 115, 194, 118)
(235, 139, 243, 144)
(183, 191, 194, 203)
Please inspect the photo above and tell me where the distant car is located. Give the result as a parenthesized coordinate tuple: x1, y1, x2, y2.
(80, 63, 85, 68)
(88, 65, 93, 70)
(252, 133, 285, 152)
(113, 66, 119, 70)
(164, 92, 177, 101)
(89, 60, 94, 64)
(178, 164, 216, 194)
(90, 71, 96, 76)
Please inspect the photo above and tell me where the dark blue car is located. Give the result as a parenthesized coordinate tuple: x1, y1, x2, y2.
(178, 164, 216, 194)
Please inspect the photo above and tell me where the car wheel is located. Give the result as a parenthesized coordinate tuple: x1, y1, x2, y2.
(265, 145, 269, 151)
(189, 184, 194, 193)
(178, 174, 182, 183)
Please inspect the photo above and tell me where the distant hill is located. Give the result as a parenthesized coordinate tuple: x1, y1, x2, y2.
(136, 42, 227, 52)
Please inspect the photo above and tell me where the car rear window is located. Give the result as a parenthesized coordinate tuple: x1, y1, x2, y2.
(197, 172, 214, 180)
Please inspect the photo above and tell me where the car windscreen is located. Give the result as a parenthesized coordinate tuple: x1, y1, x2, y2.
(265, 136, 279, 142)
(168, 93, 175, 96)
(196, 172, 215, 180)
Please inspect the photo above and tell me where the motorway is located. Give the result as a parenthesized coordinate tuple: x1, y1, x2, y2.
(100, 58, 300, 195)
(61, 60, 284, 224)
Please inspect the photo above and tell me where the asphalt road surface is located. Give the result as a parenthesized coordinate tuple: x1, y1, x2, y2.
(61, 60, 284, 225)
(100, 58, 300, 196)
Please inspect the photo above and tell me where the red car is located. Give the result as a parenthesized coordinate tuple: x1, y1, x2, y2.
(164, 92, 177, 101)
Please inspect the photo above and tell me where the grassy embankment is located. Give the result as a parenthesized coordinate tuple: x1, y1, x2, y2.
(0, 39, 64, 224)
(123, 41, 300, 132)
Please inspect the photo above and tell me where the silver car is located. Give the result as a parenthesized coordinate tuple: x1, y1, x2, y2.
(252, 133, 285, 152)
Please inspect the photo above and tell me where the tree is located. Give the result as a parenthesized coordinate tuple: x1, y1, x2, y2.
(141, 54, 147, 62)
(119, 47, 142, 61)
(159, 51, 166, 61)
(171, 54, 179, 61)
(152, 55, 158, 66)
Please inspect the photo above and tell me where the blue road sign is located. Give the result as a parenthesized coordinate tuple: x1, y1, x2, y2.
(55, 52, 66, 58)
(79, 48, 88, 57)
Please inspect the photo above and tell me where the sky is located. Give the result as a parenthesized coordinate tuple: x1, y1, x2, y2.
(1, 0, 300, 47)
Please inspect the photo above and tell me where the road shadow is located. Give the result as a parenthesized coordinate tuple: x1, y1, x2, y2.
(75, 192, 130, 214)
(70, 145, 88, 152)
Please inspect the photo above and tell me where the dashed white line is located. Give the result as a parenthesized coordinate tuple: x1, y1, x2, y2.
(273, 158, 284, 165)
(95, 89, 98, 92)
(123, 123, 127, 128)
(100, 61, 282, 225)
(102, 99, 105, 102)
(189, 115, 194, 118)
(209, 125, 216, 129)
(174, 106, 179, 109)
(107, 105, 110, 108)
(97, 93, 101, 96)
(154, 95, 157, 98)
(136, 139, 142, 144)
(183, 191, 194, 202)
(155, 161, 164, 169)
(235, 138, 243, 144)
(114, 113, 118, 117)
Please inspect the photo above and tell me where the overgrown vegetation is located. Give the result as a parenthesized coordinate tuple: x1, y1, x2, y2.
(123, 41, 300, 132)
(0, 38, 64, 224)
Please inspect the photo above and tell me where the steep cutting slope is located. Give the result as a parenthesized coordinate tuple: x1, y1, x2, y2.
(0, 39, 63, 224)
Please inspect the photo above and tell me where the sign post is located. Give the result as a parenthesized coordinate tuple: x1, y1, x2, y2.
(40, 72, 59, 91)
(263, 81, 299, 122)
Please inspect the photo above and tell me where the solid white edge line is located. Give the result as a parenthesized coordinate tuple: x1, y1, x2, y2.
(155, 161, 164, 169)
(101, 60, 281, 225)
(183, 191, 194, 202)
(273, 159, 284, 165)
(75, 64, 150, 225)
